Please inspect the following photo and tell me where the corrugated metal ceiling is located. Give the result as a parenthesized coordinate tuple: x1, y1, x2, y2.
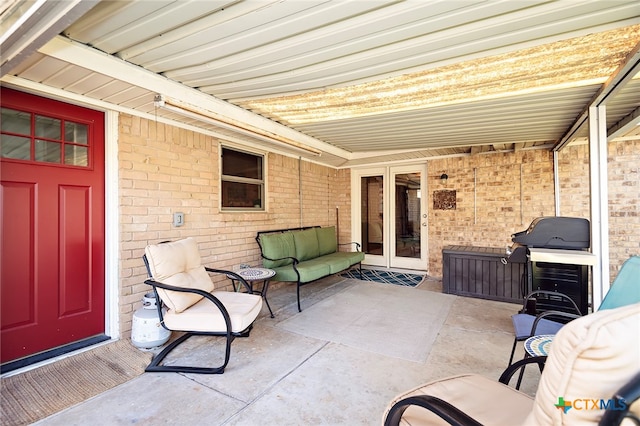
(1, 0, 640, 168)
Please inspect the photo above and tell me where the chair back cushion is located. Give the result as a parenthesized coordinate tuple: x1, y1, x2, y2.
(599, 256, 640, 310)
(292, 228, 320, 261)
(316, 226, 337, 256)
(259, 232, 295, 268)
(144, 238, 214, 313)
(526, 303, 640, 425)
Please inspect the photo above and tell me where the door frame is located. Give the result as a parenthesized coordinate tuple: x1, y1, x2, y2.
(351, 163, 428, 271)
(104, 110, 119, 339)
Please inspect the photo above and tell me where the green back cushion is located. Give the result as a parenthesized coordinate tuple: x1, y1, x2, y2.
(316, 226, 337, 255)
(259, 232, 295, 268)
(293, 228, 320, 261)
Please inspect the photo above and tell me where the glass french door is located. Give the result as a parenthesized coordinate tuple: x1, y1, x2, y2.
(353, 164, 427, 270)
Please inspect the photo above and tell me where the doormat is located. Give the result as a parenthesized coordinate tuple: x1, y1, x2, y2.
(340, 268, 424, 287)
(0, 339, 152, 426)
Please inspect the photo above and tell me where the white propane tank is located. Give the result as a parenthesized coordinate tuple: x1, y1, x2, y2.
(131, 292, 171, 349)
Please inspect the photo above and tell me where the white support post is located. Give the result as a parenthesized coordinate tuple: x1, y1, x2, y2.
(588, 106, 610, 310)
(553, 151, 560, 216)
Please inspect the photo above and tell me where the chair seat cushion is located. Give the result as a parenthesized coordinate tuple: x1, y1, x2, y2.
(384, 374, 534, 425)
(273, 259, 332, 283)
(322, 251, 365, 267)
(511, 313, 565, 339)
(163, 291, 263, 333)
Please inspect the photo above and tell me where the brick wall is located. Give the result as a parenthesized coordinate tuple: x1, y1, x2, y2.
(426, 141, 639, 279)
(557, 140, 640, 278)
(427, 149, 556, 276)
(606, 140, 640, 276)
(118, 114, 350, 336)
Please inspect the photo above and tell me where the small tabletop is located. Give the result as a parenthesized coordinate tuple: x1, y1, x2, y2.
(233, 267, 276, 282)
(228, 268, 276, 318)
(524, 334, 554, 357)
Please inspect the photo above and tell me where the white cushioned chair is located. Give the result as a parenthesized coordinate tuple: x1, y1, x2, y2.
(143, 237, 262, 374)
(383, 302, 640, 425)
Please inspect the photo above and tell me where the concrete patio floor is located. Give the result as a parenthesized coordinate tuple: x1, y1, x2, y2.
(34, 275, 539, 425)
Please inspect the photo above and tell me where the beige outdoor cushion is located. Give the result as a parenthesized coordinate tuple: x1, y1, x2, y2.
(383, 374, 534, 425)
(144, 238, 214, 313)
(384, 303, 640, 425)
(525, 302, 640, 425)
(163, 290, 262, 333)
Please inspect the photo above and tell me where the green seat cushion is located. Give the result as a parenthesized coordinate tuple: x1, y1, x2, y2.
(259, 232, 295, 268)
(316, 226, 337, 255)
(292, 228, 320, 261)
(273, 259, 331, 283)
(318, 252, 351, 274)
(325, 251, 364, 266)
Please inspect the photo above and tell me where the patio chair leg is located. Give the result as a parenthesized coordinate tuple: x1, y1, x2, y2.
(508, 337, 518, 366)
(145, 331, 234, 374)
(515, 357, 527, 390)
(296, 281, 302, 312)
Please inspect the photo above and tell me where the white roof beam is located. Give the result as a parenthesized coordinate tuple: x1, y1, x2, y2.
(554, 41, 640, 151)
(36, 36, 351, 161)
(0, 0, 98, 76)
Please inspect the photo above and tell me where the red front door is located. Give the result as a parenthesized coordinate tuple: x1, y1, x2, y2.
(1, 88, 106, 364)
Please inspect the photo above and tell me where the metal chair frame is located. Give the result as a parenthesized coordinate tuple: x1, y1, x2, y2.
(143, 255, 256, 374)
(256, 227, 363, 312)
(508, 289, 582, 366)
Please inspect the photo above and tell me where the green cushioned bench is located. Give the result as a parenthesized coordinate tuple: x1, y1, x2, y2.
(256, 226, 364, 312)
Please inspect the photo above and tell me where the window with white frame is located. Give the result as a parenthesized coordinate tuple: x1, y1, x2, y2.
(221, 146, 264, 210)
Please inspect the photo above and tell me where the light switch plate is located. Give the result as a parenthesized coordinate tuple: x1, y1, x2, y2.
(173, 212, 185, 227)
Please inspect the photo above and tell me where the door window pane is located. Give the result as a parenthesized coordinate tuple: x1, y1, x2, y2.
(65, 121, 88, 144)
(65, 145, 88, 166)
(35, 115, 61, 139)
(1, 108, 30, 134)
(35, 140, 61, 163)
(1, 135, 30, 159)
(361, 176, 384, 255)
(395, 173, 421, 258)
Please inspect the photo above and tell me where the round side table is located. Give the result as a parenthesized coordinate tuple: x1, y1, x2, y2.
(228, 268, 276, 318)
(524, 334, 554, 357)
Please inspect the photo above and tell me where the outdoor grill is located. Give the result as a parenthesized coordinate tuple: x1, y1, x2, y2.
(506, 217, 592, 314)
(506, 216, 590, 262)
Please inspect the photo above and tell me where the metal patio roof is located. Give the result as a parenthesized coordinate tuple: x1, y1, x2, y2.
(1, 0, 639, 168)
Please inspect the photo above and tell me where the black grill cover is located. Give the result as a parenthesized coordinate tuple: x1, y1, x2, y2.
(512, 217, 590, 249)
